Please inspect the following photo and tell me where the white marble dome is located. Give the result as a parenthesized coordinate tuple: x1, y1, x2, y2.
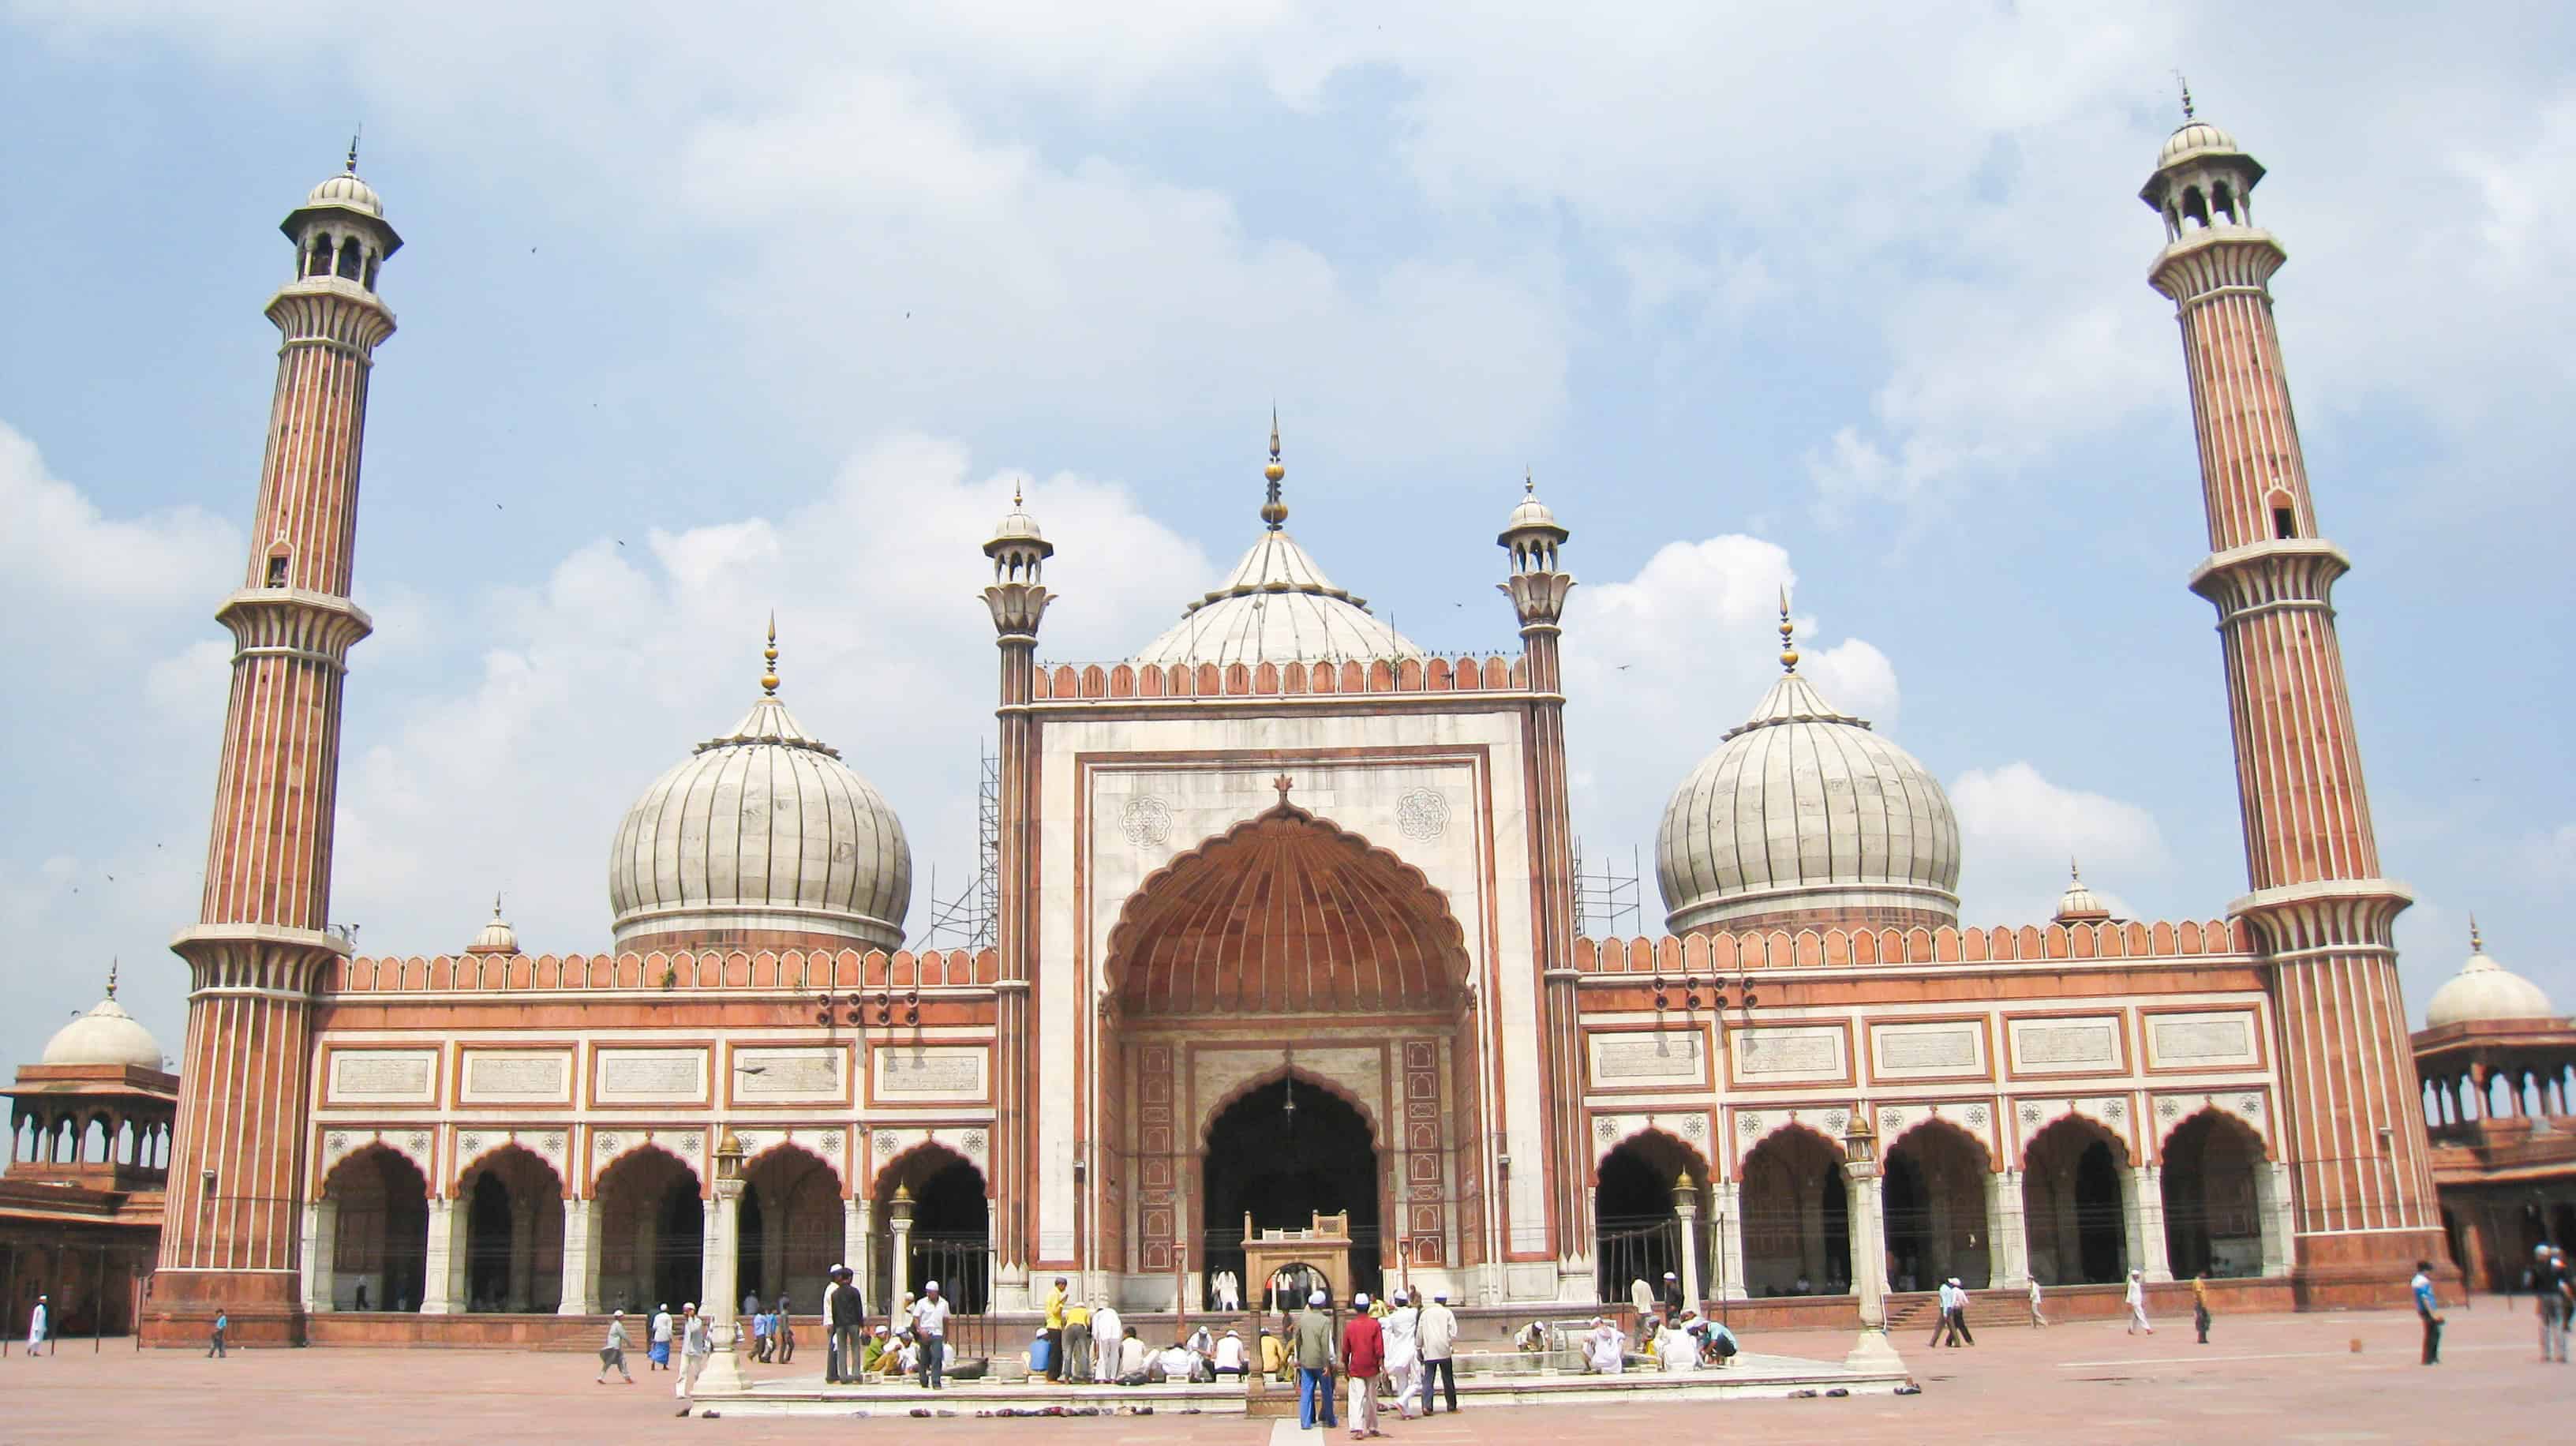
(2157, 118, 2239, 168)
(608, 691, 912, 950)
(2424, 929, 2556, 1028)
(1134, 530, 1425, 669)
(1657, 667, 1961, 934)
(43, 991, 166, 1072)
(307, 170, 384, 217)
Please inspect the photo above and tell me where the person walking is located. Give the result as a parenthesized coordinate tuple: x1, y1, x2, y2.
(1340, 1293, 1384, 1440)
(774, 1293, 796, 1364)
(2550, 1248, 2574, 1363)
(596, 1309, 636, 1384)
(1947, 1278, 1975, 1346)
(826, 1266, 863, 1383)
(2027, 1276, 2047, 1328)
(750, 1302, 773, 1363)
(1928, 1278, 1956, 1347)
(354, 1280, 369, 1313)
(912, 1280, 950, 1390)
(1417, 1290, 1459, 1415)
(2192, 1272, 2213, 1345)
(1380, 1290, 1420, 1418)
(1041, 1275, 1069, 1382)
(207, 1306, 228, 1358)
(2413, 1261, 2443, 1365)
(650, 1303, 673, 1371)
(1293, 1289, 1339, 1430)
(674, 1302, 712, 1415)
(2125, 1269, 2154, 1335)
(26, 1295, 47, 1357)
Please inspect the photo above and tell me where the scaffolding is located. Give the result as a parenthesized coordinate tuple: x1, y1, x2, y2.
(1573, 837, 1642, 938)
(910, 741, 1000, 952)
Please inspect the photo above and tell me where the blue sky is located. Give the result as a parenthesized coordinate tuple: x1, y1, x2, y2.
(2, 2, 2570, 1079)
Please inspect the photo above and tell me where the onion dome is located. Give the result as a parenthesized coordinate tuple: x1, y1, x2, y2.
(466, 896, 519, 954)
(306, 170, 384, 218)
(2157, 117, 2240, 168)
(607, 620, 912, 951)
(2423, 920, 2556, 1028)
(1133, 417, 1426, 668)
(1655, 594, 1960, 934)
(1503, 468, 1563, 537)
(42, 965, 166, 1071)
(2054, 861, 2113, 924)
(990, 481, 1046, 546)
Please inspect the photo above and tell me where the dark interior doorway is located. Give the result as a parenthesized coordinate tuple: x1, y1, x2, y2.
(1202, 1076, 1380, 1304)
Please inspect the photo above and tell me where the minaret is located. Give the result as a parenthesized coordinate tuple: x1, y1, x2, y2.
(982, 480, 1051, 1307)
(148, 145, 399, 1346)
(1498, 471, 1586, 1287)
(2144, 92, 2443, 1298)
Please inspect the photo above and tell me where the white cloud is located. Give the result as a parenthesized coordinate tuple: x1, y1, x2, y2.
(0, 421, 239, 630)
(1950, 762, 2170, 927)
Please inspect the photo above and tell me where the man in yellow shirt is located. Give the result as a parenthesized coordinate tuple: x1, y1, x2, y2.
(1063, 1300, 1094, 1383)
(1258, 1326, 1289, 1381)
(1042, 1276, 1069, 1382)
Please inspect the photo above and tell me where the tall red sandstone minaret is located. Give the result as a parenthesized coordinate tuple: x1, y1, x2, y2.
(2144, 92, 2443, 1299)
(983, 478, 1053, 1308)
(148, 146, 398, 1345)
(1497, 474, 1584, 1284)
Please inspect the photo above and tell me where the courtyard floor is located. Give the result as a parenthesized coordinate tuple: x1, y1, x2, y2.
(6, 1298, 2571, 1444)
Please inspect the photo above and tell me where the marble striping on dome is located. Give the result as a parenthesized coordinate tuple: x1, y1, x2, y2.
(2423, 926, 2557, 1029)
(1133, 530, 1425, 668)
(43, 995, 167, 1072)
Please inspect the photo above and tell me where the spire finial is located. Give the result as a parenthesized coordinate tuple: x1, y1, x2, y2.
(105, 958, 118, 1001)
(1013, 478, 1024, 508)
(492, 891, 505, 921)
(1777, 585, 1799, 672)
(2070, 856, 2083, 882)
(1260, 407, 1289, 530)
(2177, 72, 2195, 121)
(346, 125, 362, 174)
(762, 612, 780, 695)
(2469, 913, 2483, 954)
(1524, 465, 1535, 496)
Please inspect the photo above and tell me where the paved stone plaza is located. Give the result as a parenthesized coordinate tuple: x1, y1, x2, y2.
(8, 1302, 2570, 1443)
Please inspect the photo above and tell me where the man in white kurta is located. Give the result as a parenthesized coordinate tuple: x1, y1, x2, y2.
(1380, 1291, 1421, 1417)
(2125, 1270, 2153, 1335)
(1586, 1318, 1627, 1374)
(1091, 1302, 1124, 1378)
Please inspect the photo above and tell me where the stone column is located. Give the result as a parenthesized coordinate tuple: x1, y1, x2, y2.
(2260, 1161, 2295, 1278)
(1712, 1179, 1748, 1301)
(1990, 1168, 2028, 1288)
(507, 1196, 539, 1311)
(1842, 1159, 1902, 1372)
(889, 1187, 916, 1309)
(420, 1198, 458, 1314)
(1672, 1186, 1704, 1309)
(301, 1200, 339, 1312)
(698, 1176, 750, 1396)
(845, 1197, 872, 1307)
(558, 1197, 597, 1315)
(2131, 1167, 2174, 1282)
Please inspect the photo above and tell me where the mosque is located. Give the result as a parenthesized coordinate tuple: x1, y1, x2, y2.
(5, 107, 2569, 1351)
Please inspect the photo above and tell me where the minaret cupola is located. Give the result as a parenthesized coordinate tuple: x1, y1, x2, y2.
(283, 135, 402, 291)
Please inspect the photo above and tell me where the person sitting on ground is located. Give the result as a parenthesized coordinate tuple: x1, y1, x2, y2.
(1185, 1321, 1214, 1359)
(895, 1330, 923, 1377)
(1258, 1325, 1288, 1382)
(1515, 1319, 1549, 1353)
(1214, 1327, 1249, 1377)
(1585, 1316, 1627, 1375)
(1699, 1317, 1740, 1366)
(1155, 1337, 1197, 1382)
(1655, 1313, 1697, 1373)
(1118, 1324, 1152, 1384)
(1793, 1273, 1812, 1295)
(859, 1324, 889, 1374)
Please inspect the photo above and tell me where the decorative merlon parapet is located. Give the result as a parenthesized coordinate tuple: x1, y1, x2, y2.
(2226, 878, 2413, 954)
(2187, 538, 2352, 616)
(213, 588, 374, 668)
(329, 944, 1002, 995)
(1574, 916, 2251, 973)
(1032, 652, 1529, 702)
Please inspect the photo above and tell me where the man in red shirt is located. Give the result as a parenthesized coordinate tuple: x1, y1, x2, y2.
(1339, 1292, 1386, 1440)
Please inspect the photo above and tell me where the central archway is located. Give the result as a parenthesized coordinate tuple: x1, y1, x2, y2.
(1202, 1075, 1380, 1307)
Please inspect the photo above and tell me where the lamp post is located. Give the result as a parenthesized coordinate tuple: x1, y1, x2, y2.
(1841, 1107, 1904, 1373)
(701, 1128, 752, 1394)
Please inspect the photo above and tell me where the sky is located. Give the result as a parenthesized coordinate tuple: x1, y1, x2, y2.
(2, 2, 2570, 1083)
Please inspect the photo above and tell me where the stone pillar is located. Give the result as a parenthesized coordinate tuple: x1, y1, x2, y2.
(2132, 1167, 2174, 1282)
(1842, 1157, 1902, 1373)
(420, 1198, 458, 1315)
(301, 1200, 339, 1312)
(2260, 1161, 2295, 1278)
(698, 1176, 749, 1396)
(1990, 1168, 2028, 1288)
(1712, 1179, 1748, 1301)
(507, 1196, 539, 1311)
(889, 1186, 916, 1309)
(558, 1197, 596, 1315)
(1672, 1186, 1704, 1309)
(845, 1197, 872, 1308)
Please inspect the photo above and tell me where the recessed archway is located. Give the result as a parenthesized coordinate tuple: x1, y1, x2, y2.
(1593, 1130, 1709, 1307)
(457, 1144, 564, 1312)
(736, 1144, 841, 1310)
(874, 1144, 991, 1313)
(595, 1146, 702, 1314)
(2160, 1111, 2263, 1278)
(320, 1144, 430, 1311)
(2021, 1117, 2129, 1285)
(1739, 1125, 1850, 1297)
(1203, 1075, 1380, 1307)
(1882, 1119, 1992, 1291)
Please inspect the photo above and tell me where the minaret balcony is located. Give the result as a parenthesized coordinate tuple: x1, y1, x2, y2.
(214, 587, 375, 670)
(2187, 538, 2351, 620)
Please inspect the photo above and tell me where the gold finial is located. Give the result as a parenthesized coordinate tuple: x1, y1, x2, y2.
(105, 958, 118, 1001)
(2469, 914, 2483, 954)
(1013, 479, 1024, 508)
(2176, 72, 2194, 121)
(492, 891, 505, 920)
(346, 125, 362, 174)
(1777, 585, 1799, 672)
(1260, 407, 1289, 530)
(1524, 466, 1535, 496)
(762, 612, 780, 695)
(2069, 857, 2082, 882)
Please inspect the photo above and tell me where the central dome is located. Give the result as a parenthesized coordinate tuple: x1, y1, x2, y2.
(1134, 530, 1425, 668)
(1656, 639, 1960, 935)
(608, 673, 912, 952)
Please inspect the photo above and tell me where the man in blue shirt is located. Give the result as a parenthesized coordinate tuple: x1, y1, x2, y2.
(2410, 1261, 2441, 1365)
